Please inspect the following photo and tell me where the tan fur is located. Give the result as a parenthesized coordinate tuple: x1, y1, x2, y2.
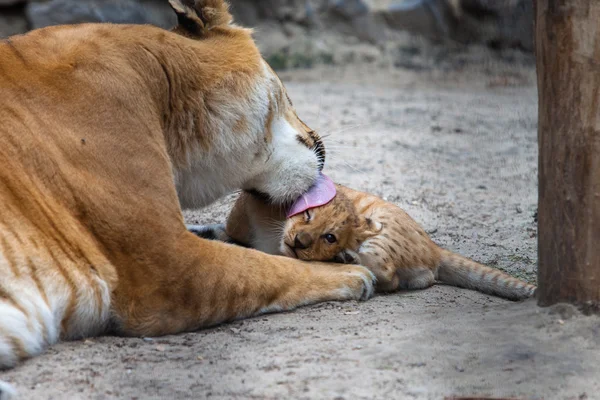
(0, 0, 376, 373)
(222, 185, 537, 301)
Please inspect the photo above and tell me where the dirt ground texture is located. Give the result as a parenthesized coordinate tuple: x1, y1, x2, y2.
(3, 61, 600, 400)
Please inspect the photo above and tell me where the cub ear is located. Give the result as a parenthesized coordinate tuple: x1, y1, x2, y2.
(364, 217, 383, 233)
(168, 0, 233, 35)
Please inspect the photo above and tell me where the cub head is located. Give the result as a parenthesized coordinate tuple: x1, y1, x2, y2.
(280, 190, 359, 261)
(167, 0, 325, 208)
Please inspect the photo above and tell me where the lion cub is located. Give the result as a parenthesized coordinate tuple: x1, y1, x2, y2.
(191, 184, 536, 300)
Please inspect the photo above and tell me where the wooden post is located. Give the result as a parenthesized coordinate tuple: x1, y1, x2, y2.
(536, 0, 600, 309)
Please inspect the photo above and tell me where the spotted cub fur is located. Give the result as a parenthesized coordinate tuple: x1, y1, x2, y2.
(189, 185, 536, 300)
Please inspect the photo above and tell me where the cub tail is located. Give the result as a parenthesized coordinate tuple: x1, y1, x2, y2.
(437, 249, 536, 301)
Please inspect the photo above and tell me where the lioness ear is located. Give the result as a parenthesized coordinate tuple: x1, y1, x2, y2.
(168, 0, 233, 35)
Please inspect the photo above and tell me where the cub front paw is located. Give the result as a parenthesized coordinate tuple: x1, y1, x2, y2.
(340, 265, 376, 301)
(333, 249, 361, 265)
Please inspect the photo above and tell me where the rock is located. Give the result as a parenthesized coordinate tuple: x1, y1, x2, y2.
(381, 0, 533, 51)
(303, 1, 319, 26)
(330, 0, 369, 19)
(453, 0, 534, 50)
(282, 21, 307, 38)
(228, 0, 261, 27)
(263, 32, 336, 70)
(26, 0, 176, 30)
(0, 0, 25, 6)
(383, 0, 458, 40)
(137, 0, 177, 29)
(0, 8, 27, 38)
(252, 23, 291, 56)
(348, 13, 386, 44)
(229, 0, 319, 27)
(497, 0, 534, 51)
(327, 0, 386, 44)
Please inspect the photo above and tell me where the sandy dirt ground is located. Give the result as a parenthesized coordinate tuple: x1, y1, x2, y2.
(3, 63, 600, 400)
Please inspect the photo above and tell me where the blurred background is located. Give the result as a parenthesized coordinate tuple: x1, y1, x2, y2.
(0, 0, 533, 70)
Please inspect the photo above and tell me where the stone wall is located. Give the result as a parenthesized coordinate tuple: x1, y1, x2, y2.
(0, 0, 533, 68)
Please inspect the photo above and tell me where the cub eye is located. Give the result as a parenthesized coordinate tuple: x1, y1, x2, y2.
(323, 234, 337, 243)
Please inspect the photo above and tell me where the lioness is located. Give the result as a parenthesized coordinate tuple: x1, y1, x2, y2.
(0, 0, 375, 390)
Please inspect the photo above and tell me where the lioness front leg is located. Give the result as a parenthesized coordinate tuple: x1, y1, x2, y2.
(111, 232, 375, 337)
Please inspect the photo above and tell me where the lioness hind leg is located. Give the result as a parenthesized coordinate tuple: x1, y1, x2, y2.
(112, 232, 375, 337)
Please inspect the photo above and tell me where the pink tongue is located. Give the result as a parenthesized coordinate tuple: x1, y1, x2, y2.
(287, 174, 336, 218)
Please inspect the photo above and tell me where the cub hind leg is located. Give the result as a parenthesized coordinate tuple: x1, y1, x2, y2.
(336, 250, 435, 293)
(396, 266, 435, 290)
(369, 262, 434, 293)
(336, 251, 402, 293)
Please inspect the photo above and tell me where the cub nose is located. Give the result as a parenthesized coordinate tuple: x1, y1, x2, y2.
(294, 232, 312, 249)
